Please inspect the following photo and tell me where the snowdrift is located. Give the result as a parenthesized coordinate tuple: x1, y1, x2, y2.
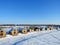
(0, 30, 60, 45)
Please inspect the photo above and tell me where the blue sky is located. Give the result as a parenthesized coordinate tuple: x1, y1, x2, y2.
(0, 0, 60, 24)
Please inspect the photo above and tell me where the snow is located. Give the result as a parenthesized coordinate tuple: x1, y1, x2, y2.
(0, 30, 60, 45)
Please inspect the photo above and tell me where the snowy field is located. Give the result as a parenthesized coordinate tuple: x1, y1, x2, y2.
(0, 30, 60, 45)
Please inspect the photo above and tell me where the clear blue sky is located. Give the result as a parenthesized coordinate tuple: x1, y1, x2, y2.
(0, 0, 60, 24)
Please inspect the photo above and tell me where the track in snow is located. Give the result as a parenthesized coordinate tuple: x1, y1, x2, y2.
(13, 30, 60, 45)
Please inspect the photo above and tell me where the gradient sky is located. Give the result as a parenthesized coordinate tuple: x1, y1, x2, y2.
(0, 0, 60, 24)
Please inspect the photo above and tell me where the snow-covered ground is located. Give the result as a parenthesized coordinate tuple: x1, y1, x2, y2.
(0, 30, 60, 45)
